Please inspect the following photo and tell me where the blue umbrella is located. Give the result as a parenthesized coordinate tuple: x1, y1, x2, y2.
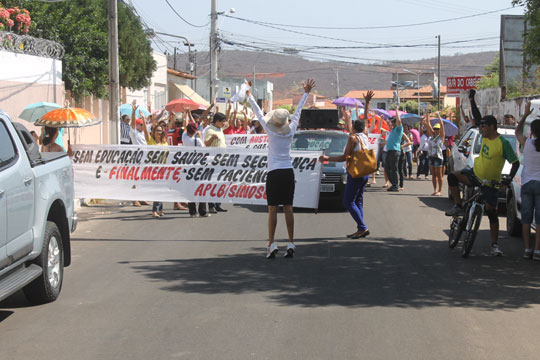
(120, 103, 150, 118)
(19, 102, 62, 123)
(430, 118, 458, 137)
(401, 113, 423, 126)
(332, 97, 364, 108)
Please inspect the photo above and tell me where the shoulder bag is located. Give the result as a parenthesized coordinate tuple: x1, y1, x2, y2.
(346, 135, 377, 178)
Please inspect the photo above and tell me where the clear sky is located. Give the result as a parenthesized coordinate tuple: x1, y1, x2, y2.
(129, 0, 525, 64)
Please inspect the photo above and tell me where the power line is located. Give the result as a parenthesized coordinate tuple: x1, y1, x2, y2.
(222, 6, 520, 30)
(164, 0, 210, 28)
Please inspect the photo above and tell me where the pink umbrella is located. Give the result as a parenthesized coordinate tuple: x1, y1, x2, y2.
(387, 110, 407, 117)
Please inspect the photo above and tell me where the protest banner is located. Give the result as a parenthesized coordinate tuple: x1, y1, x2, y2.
(71, 145, 322, 208)
(225, 133, 380, 156)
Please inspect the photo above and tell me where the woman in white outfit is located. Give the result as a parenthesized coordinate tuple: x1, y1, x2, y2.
(247, 79, 316, 259)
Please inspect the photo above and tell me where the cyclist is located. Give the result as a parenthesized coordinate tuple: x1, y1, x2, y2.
(445, 115, 520, 256)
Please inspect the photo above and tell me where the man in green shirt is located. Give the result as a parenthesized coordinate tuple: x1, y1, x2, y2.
(446, 115, 520, 256)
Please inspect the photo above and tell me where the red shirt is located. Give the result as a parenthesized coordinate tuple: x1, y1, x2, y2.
(223, 126, 246, 135)
(167, 128, 183, 145)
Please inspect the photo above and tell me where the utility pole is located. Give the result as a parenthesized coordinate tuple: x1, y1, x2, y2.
(173, 47, 177, 70)
(436, 35, 441, 110)
(108, 0, 120, 144)
(210, 0, 218, 102)
(335, 68, 340, 98)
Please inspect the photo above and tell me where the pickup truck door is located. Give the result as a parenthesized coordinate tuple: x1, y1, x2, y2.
(0, 120, 17, 268)
(0, 119, 35, 264)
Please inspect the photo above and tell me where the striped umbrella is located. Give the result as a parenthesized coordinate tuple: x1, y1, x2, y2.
(35, 106, 101, 128)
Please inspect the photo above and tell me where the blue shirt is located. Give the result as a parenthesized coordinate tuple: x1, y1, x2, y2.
(386, 125, 403, 151)
(55, 128, 64, 150)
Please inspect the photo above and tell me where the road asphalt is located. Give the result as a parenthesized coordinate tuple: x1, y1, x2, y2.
(1, 176, 539, 360)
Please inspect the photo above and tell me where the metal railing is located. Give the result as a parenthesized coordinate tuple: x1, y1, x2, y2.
(0, 30, 64, 59)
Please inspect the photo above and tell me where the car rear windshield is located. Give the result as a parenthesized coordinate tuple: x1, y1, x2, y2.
(292, 132, 348, 157)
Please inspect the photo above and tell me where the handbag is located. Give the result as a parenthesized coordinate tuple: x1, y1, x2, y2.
(346, 135, 377, 178)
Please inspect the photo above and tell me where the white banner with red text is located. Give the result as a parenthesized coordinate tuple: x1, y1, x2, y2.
(71, 145, 323, 208)
(225, 133, 380, 156)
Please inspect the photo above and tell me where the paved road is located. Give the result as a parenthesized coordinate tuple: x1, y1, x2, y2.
(1, 177, 539, 360)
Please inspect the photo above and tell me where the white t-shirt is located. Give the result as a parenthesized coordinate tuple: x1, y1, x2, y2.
(248, 93, 308, 171)
(353, 133, 369, 151)
(130, 128, 147, 145)
(182, 132, 204, 147)
(419, 134, 429, 151)
(522, 137, 540, 186)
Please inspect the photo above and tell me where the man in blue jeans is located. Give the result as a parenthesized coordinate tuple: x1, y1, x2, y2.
(384, 110, 403, 192)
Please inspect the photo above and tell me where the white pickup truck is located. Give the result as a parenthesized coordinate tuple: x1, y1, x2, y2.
(0, 110, 76, 304)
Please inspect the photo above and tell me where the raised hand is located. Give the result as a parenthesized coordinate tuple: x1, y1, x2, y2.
(363, 90, 374, 103)
(303, 79, 316, 93)
(525, 101, 532, 116)
(131, 99, 138, 112)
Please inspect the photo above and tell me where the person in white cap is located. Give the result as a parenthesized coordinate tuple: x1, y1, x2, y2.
(247, 79, 316, 259)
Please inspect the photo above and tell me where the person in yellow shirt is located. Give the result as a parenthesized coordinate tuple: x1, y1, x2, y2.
(446, 115, 520, 256)
(146, 124, 168, 218)
(204, 112, 228, 213)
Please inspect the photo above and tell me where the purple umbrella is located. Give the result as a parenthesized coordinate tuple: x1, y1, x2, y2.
(373, 108, 391, 119)
(332, 97, 364, 108)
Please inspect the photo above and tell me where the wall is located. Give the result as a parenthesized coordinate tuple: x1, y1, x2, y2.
(125, 52, 168, 111)
(459, 87, 540, 125)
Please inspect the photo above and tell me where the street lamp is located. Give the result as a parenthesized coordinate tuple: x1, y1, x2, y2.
(146, 29, 195, 88)
(403, 68, 421, 115)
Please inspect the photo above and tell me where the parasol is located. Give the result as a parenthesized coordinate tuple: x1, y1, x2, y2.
(35, 106, 101, 128)
(430, 118, 458, 137)
(120, 103, 150, 118)
(332, 97, 364, 108)
(19, 102, 62, 123)
(401, 113, 423, 126)
(372, 108, 391, 119)
(165, 98, 200, 113)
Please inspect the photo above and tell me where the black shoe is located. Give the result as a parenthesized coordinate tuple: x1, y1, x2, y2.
(215, 205, 228, 212)
(387, 186, 399, 192)
(208, 207, 217, 214)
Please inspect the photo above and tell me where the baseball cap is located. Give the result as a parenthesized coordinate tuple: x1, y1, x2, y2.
(136, 118, 144, 125)
(478, 115, 497, 127)
(433, 123, 441, 129)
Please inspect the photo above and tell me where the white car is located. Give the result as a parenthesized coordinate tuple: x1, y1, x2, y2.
(448, 125, 517, 208)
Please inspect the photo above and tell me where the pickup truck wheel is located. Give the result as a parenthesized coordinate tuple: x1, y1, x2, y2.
(506, 193, 522, 237)
(23, 221, 64, 304)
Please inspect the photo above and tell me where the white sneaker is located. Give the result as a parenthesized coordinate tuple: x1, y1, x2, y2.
(490, 243, 503, 256)
(284, 242, 295, 258)
(266, 243, 278, 259)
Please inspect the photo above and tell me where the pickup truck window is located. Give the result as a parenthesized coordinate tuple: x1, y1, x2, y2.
(0, 120, 18, 170)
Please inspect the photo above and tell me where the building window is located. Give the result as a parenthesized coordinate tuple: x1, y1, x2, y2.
(377, 102, 386, 110)
(154, 85, 166, 110)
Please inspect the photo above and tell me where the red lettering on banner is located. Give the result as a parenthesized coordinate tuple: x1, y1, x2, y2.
(203, 184, 212, 196)
(110, 166, 117, 179)
(172, 167, 182, 183)
(151, 167, 159, 180)
(127, 166, 135, 180)
(210, 184, 217, 197)
(194, 184, 204, 196)
(134, 167, 140, 181)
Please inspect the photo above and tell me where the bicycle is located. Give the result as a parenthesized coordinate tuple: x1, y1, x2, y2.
(448, 176, 502, 258)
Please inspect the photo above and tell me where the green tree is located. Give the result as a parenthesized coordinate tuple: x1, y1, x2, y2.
(512, 1, 540, 65)
(2, 0, 156, 100)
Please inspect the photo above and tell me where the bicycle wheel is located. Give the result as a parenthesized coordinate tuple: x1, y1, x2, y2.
(448, 215, 465, 249)
(461, 205, 483, 258)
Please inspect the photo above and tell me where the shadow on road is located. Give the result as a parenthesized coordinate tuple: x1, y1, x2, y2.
(417, 196, 452, 212)
(124, 235, 539, 310)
